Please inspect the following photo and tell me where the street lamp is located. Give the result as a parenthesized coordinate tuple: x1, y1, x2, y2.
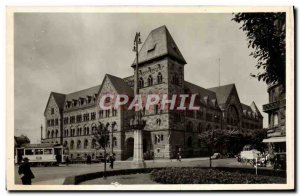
(130, 32, 146, 166)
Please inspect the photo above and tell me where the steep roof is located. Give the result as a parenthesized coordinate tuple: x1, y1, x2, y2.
(208, 84, 235, 105)
(106, 74, 134, 96)
(250, 101, 263, 118)
(132, 25, 186, 66)
(184, 81, 216, 99)
(65, 85, 101, 103)
(51, 92, 66, 109)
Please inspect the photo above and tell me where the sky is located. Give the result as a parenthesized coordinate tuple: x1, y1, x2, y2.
(14, 13, 268, 143)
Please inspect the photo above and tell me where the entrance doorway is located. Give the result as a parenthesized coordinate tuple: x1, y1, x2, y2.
(125, 137, 134, 160)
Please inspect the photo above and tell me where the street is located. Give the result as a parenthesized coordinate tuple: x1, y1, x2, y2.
(14, 158, 254, 185)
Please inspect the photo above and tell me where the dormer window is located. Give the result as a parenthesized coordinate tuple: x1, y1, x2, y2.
(147, 43, 156, 52)
(87, 96, 92, 104)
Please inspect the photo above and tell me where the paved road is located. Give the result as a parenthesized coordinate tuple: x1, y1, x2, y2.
(14, 158, 251, 185)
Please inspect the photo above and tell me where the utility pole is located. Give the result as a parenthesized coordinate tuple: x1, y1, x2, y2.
(40, 124, 43, 143)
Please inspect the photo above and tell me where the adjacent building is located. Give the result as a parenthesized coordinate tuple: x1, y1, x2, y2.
(262, 83, 286, 153)
(42, 25, 263, 160)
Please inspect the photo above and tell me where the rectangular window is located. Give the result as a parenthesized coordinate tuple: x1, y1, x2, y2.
(25, 149, 34, 155)
(55, 118, 58, 126)
(44, 149, 53, 155)
(51, 108, 54, 114)
(34, 149, 43, 155)
(91, 112, 96, 120)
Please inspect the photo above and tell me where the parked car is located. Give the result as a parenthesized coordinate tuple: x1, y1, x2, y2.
(273, 153, 286, 170)
(211, 153, 221, 159)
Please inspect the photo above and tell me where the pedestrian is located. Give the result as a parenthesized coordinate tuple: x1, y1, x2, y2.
(86, 154, 92, 164)
(177, 152, 181, 161)
(18, 157, 35, 185)
(109, 153, 115, 169)
(65, 156, 70, 166)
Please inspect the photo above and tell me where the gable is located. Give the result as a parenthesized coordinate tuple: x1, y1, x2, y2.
(44, 94, 60, 117)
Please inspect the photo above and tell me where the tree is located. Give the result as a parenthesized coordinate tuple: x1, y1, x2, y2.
(92, 122, 110, 178)
(198, 129, 239, 167)
(232, 13, 286, 89)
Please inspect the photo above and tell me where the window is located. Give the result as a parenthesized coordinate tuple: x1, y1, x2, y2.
(86, 127, 90, 135)
(63, 117, 69, 124)
(77, 140, 82, 149)
(172, 73, 179, 85)
(113, 137, 117, 147)
(47, 131, 50, 138)
(112, 109, 117, 116)
(25, 149, 34, 155)
(55, 118, 58, 126)
(70, 116, 75, 124)
(35, 149, 43, 155)
(92, 139, 96, 149)
(51, 108, 54, 114)
(274, 113, 279, 126)
(105, 109, 110, 117)
(84, 139, 88, 149)
(44, 149, 53, 155)
(155, 105, 160, 114)
(51, 119, 54, 126)
(198, 123, 202, 133)
(76, 115, 82, 123)
(148, 75, 153, 86)
(99, 110, 104, 118)
(139, 77, 144, 88)
(47, 120, 50, 126)
(156, 118, 161, 126)
(83, 113, 90, 121)
(91, 112, 96, 120)
(55, 130, 59, 138)
(70, 140, 74, 149)
(157, 72, 163, 84)
(51, 130, 54, 138)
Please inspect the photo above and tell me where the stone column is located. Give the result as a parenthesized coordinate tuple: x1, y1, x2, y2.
(132, 129, 145, 168)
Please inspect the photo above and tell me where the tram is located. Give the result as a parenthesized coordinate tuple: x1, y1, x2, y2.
(15, 143, 67, 166)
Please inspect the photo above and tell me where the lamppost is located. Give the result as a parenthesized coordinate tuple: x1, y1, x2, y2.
(130, 32, 146, 167)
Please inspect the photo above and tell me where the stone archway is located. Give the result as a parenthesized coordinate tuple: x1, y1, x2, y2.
(125, 137, 134, 160)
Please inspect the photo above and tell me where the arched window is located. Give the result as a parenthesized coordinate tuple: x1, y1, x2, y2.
(51, 130, 54, 138)
(77, 140, 81, 149)
(55, 130, 59, 138)
(172, 73, 179, 85)
(86, 127, 89, 135)
(157, 72, 163, 84)
(91, 139, 96, 149)
(70, 140, 74, 149)
(148, 75, 153, 86)
(139, 77, 144, 88)
(84, 139, 88, 149)
(64, 140, 68, 148)
(198, 123, 202, 133)
(113, 137, 117, 147)
(47, 131, 50, 138)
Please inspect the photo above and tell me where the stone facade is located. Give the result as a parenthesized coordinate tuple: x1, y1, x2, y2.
(42, 25, 263, 160)
(262, 83, 286, 153)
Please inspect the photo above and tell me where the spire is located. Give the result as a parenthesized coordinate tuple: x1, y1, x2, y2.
(132, 25, 186, 67)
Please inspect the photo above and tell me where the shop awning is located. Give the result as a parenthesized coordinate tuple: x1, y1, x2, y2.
(262, 136, 286, 143)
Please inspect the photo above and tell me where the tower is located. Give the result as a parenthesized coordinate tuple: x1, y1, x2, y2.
(131, 25, 187, 159)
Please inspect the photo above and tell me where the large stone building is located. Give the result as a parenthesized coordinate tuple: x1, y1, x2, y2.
(262, 83, 286, 153)
(43, 25, 263, 160)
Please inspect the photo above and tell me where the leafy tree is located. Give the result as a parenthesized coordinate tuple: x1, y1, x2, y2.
(232, 13, 286, 89)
